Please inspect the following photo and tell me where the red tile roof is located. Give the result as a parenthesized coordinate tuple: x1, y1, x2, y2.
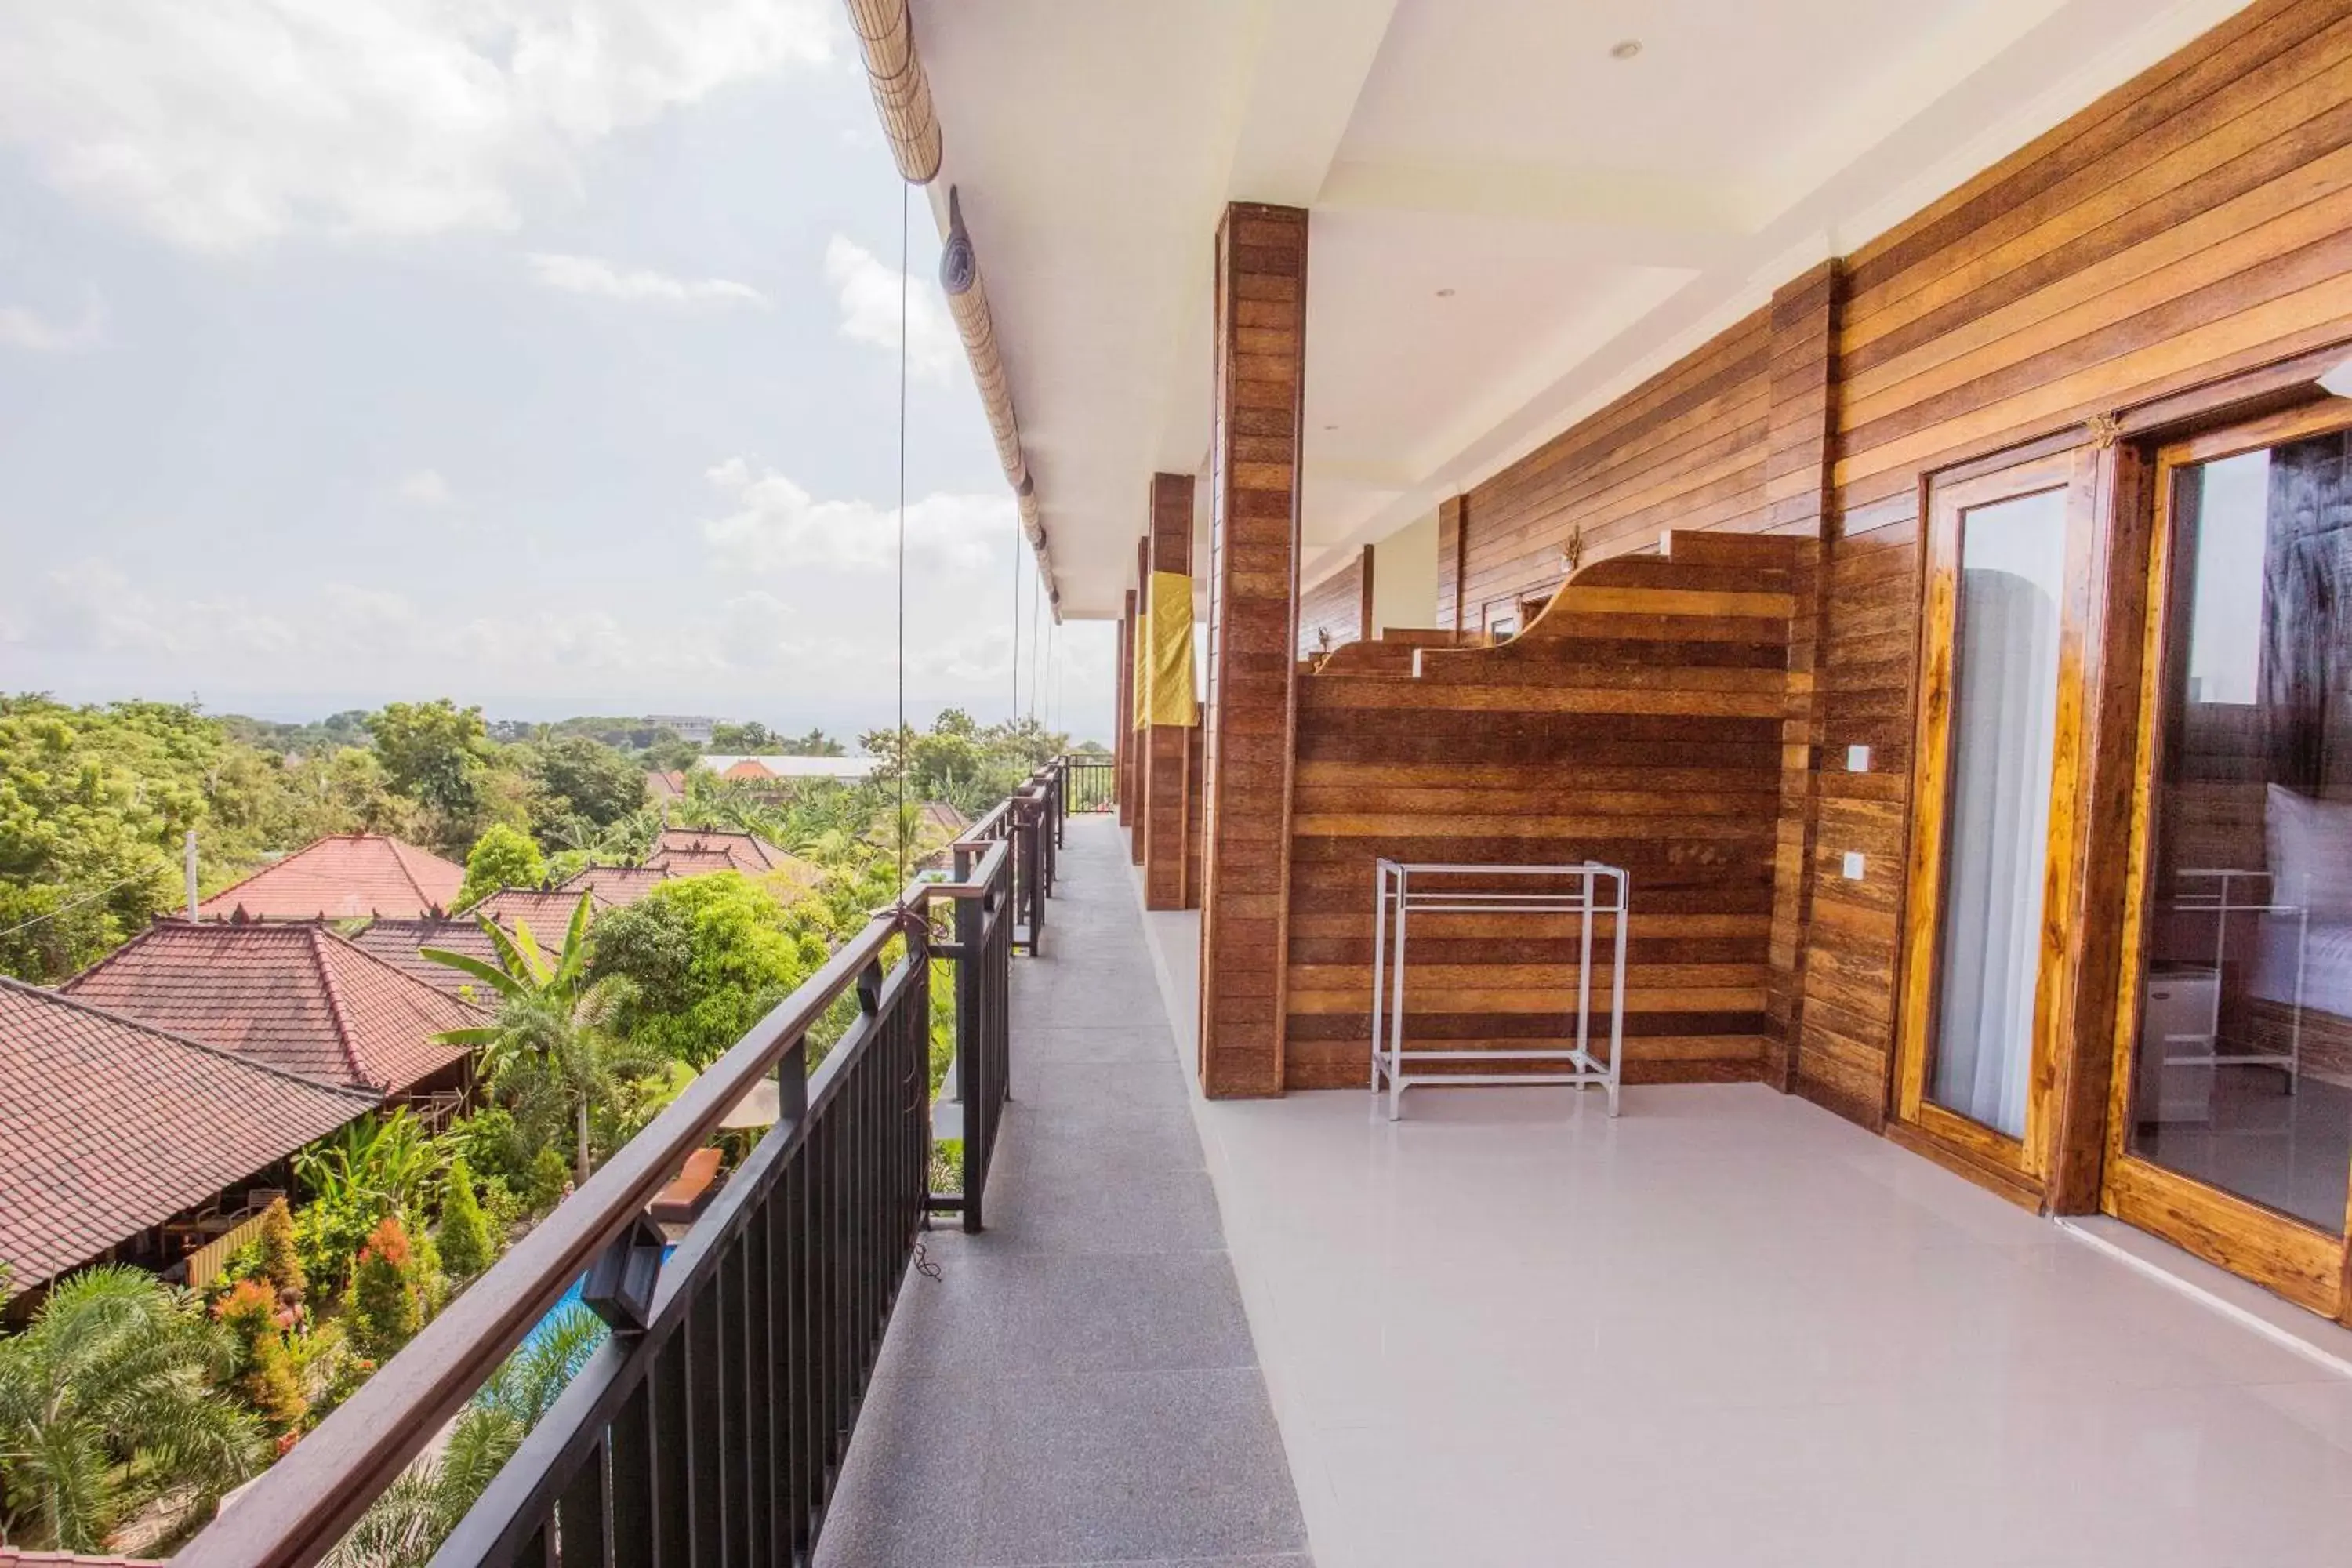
(649, 829, 817, 887)
(645, 847, 738, 876)
(648, 769, 688, 800)
(720, 758, 775, 781)
(0, 978, 374, 1289)
(62, 923, 479, 1096)
(347, 918, 504, 1000)
(197, 834, 464, 921)
(557, 864, 670, 906)
(472, 887, 605, 943)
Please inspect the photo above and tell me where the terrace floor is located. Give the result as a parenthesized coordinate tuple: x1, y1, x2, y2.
(815, 818, 1311, 1567)
(833, 817, 2352, 1567)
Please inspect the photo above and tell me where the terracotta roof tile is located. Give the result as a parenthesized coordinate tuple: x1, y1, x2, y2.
(648, 829, 818, 888)
(61, 924, 479, 1096)
(347, 918, 503, 1001)
(0, 978, 374, 1288)
(471, 887, 604, 944)
(557, 865, 670, 906)
(196, 834, 464, 921)
(644, 847, 739, 876)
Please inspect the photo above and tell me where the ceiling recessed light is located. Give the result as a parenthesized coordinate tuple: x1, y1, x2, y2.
(1435, 287, 1456, 298)
(1322, 423, 1339, 431)
(1610, 38, 1642, 60)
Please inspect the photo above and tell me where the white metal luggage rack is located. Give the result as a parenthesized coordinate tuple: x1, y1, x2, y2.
(1370, 858, 1628, 1120)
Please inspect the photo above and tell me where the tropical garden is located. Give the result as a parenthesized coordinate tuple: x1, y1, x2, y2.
(0, 694, 1073, 1557)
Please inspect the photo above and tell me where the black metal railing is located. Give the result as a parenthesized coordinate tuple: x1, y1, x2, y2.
(176, 762, 1079, 1568)
(958, 763, 1053, 957)
(935, 829, 1014, 1232)
(1060, 752, 1115, 818)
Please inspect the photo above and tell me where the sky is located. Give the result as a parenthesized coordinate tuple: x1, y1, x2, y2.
(0, 0, 1112, 743)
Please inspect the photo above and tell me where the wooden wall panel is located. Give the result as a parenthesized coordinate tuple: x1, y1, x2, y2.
(1297, 553, 1365, 656)
(1200, 203, 1308, 1098)
(1454, 309, 1773, 621)
(1385, 0, 2352, 1138)
(1282, 533, 1804, 1091)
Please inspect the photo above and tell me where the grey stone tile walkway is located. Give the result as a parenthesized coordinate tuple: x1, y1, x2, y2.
(816, 816, 1312, 1568)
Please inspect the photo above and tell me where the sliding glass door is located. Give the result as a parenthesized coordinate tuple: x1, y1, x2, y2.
(1897, 447, 2100, 1188)
(2104, 405, 2352, 1320)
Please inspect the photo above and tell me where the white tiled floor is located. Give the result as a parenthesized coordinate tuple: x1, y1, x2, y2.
(1134, 897, 2352, 1568)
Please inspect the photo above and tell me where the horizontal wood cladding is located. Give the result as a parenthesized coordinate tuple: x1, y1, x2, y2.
(1371, 1, 2352, 1139)
(1297, 553, 1363, 657)
(1454, 307, 1774, 620)
(1835, 0, 2352, 506)
(1282, 534, 1805, 1091)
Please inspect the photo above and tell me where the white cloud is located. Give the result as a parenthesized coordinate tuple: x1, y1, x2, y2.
(0, 289, 105, 353)
(0, 0, 836, 252)
(395, 468, 452, 507)
(526, 252, 769, 309)
(31, 557, 299, 656)
(823, 234, 958, 383)
(700, 457, 1011, 575)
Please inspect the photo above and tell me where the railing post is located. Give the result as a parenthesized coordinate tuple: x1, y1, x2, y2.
(953, 879, 986, 1233)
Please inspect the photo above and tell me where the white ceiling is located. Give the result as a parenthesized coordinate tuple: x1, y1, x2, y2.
(909, 0, 2253, 618)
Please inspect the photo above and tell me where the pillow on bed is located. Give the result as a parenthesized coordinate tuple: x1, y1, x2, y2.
(2265, 784, 2352, 917)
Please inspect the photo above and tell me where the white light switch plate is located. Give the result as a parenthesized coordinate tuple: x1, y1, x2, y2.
(1842, 851, 1866, 880)
(1847, 744, 1871, 772)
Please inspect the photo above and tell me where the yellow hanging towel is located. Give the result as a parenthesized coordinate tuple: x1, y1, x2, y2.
(1145, 570, 1200, 727)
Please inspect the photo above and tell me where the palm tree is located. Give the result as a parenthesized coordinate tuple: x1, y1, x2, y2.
(0, 1265, 267, 1551)
(425, 895, 650, 1185)
(324, 1304, 607, 1567)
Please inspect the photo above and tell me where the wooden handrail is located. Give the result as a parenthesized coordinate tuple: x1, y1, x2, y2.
(176, 909, 906, 1568)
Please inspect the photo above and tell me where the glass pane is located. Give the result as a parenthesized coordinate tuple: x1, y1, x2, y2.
(2129, 437, 2352, 1234)
(1929, 488, 2069, 1139)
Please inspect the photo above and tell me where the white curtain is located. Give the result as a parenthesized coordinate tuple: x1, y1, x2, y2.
(1931, 561, 2062, 1138)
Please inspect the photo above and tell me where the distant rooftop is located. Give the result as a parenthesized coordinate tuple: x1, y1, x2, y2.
(197, 833, 463, 921)
(472, 887, 608, 940)
(62, 922, 478, 1096)
(697, 754, 877, 779)
(0, 977, 374, 1289)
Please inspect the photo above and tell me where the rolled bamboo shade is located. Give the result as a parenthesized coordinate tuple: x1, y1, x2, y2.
(941, 187, 1028, 495)
(844, 0, 941, 183)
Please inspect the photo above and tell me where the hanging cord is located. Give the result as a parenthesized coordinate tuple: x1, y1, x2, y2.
(895, 179, 909, 886)
(1011, 521, 1023, 721)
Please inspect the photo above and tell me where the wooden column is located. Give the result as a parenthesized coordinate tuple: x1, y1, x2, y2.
(1199, 202, 1306, 1098)
(1762, 260, 1842, 1094)
(1142, 472, 1196, 910)
(1114, 589, 1136, 826)
(1436, 494, 1468, 632)
(1356, 543, 1376, 641)
(1129, 539, 1149, 866)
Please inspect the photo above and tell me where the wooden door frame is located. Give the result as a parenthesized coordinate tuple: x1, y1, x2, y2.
(1894, 443, 2104, 1196)
(2097, 397, 2352, 1323)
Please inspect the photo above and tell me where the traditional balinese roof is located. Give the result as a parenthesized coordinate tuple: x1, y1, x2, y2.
(347, 918, 503, 1001)
(645, 847, 739, 876)
(649, 827, 801, 877)
(721, 758, 775, 782)
(557, 864, 670, 906)
(61, 923, 479, 1096)
(696, 754, 876, 780)
(647, 769, 689, 801)
(918, 800, 971, 837)
(471, 887, 606, 942)
(196, 833, 463, 921)
(0, 978, 374, 1289)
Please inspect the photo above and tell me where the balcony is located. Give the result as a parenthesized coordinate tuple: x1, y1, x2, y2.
(184, 766, 2352, 1568)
